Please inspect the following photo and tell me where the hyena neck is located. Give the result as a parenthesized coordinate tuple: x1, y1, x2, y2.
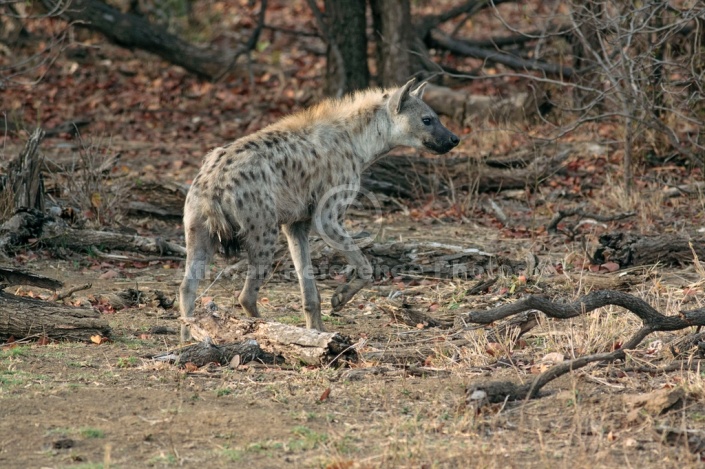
(345, 102, 394, 168)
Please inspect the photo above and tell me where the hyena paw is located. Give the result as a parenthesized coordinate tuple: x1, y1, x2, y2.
(180, 324, 192, 343)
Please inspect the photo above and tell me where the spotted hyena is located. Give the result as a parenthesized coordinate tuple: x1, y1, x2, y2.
(180, 79, 459, 340)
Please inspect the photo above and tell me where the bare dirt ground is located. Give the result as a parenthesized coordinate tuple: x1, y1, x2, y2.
(2, 215, 705, 468)
(2, 1, 705, 468)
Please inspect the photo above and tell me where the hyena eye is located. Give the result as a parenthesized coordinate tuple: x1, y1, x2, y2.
(422, 117, 432, 126)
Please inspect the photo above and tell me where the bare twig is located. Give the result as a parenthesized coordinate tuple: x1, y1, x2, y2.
(55, 283, 92, 301)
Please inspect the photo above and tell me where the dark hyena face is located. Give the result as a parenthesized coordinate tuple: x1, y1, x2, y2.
(388, 79, 460, 155)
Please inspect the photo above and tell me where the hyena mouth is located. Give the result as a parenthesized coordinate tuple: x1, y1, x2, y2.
(424, 138, 459, 154)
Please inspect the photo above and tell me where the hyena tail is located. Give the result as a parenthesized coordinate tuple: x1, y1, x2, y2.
(205, 202, 242, 258)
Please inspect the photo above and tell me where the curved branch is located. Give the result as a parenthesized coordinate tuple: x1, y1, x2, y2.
(463, 291, 705, 404)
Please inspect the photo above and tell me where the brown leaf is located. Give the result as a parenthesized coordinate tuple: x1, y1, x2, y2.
(37, 336, 50, 346)
(485, 342, 502, 356)
(319, 387, 331, 402)
(601, 261, 620, 272)
(183, 362, 199, 372)
(90, 335, 104, 344)
(325, 461, 354, 469)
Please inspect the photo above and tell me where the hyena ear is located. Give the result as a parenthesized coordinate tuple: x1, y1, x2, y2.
(410, 80, 428, 99)
(388, 78, 417, 115)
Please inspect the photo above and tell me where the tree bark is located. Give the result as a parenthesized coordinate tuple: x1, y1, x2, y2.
(323, 0, 369, 95)
(370, 0, 413, 87)
(0, 291, 110, 341)
(42, 0, 248, 80)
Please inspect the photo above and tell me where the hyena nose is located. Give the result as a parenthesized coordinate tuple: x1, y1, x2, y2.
(449, 134, 460, 147)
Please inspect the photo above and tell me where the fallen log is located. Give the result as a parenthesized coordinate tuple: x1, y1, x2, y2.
(0, 291, 110, 341)
(593, 232, 705, 268)
(0, 209, 185, 256)
(222, 239, 519, 281)
(360, 142, 603, 198)
(185, 313, 356, 366)
(423, 84, 551, 125)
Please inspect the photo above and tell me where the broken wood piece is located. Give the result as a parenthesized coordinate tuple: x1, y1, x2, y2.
(186, 313, 356, 366)
(0, 291, 111, 341)
(165, 338, 265, 368)
(380, 302, 453, 328)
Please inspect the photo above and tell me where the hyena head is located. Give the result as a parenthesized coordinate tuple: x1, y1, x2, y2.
(387, 78, 460, 154)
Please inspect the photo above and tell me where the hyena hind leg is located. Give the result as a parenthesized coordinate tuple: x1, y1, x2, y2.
(179, 218, 215, 342)
(238, 227, 279, 318)
(318, 216, 372, 311)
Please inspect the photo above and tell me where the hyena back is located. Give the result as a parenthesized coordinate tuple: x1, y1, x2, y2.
(180, 79, 459, 340)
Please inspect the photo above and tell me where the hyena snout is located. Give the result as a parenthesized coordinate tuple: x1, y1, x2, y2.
(424, 128, 460, 154)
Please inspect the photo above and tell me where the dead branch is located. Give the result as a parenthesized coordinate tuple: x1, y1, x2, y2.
(663, 182, 705, 198)
(429, 30, 574, 77)
(54, 283, 92, 301)
(0, 267, 63, 290)
(380, 303, 453, 328)
(461, 290, 705, 404)
(416, 0, 515, 38)
(40, 0, 265, 80)
(547, 206, 636, 234)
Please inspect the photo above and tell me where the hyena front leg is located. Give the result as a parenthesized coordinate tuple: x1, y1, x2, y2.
(179, 215, 215, 342)
(282, 221, 324, 330)
(317, 207, 372, 312)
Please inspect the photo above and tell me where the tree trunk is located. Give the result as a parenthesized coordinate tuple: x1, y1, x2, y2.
(323, 0, 369, 96)
(370, 0, 413, 87)
(0, 292, 111, 341)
